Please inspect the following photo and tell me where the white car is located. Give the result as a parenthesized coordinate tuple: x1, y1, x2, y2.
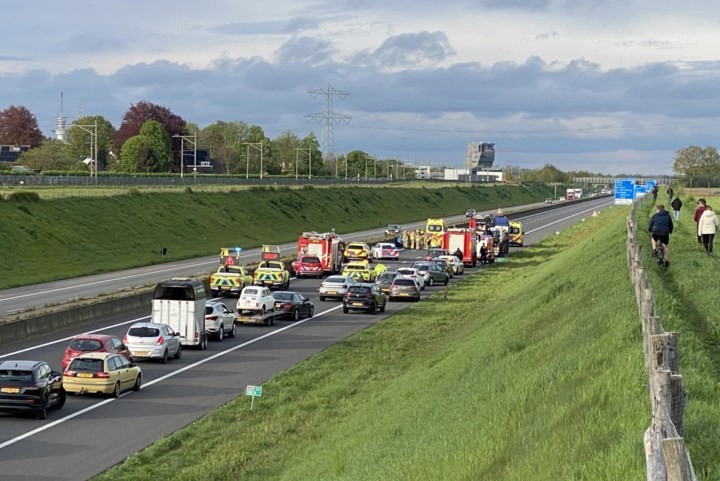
(236, 286, 275, 314)
(204, 300, 237, 341)
(438, 255, 465, 275)
(319, 275, 357, 301)
(124, 322, 181, 364)
(395, 267, 424, 290)
(372, 242, 399, 260)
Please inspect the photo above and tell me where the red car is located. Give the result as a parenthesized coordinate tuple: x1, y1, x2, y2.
(61, 334, 133, 370)
(291, 255, 324, 278)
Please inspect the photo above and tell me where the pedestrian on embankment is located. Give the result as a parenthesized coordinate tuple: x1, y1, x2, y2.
(694, 198, 707, 245)
(698, 205, 719, 255)
(670, 196, 682, 221)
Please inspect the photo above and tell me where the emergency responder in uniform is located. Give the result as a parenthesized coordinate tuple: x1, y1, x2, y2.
(408, 230, 415, 250)
(402, 230, 408, 248)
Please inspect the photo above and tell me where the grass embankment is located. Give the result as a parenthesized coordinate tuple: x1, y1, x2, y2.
(94, 205, 650, 481)
(0, 184, 553, 289)
(638, 195, 720, 479)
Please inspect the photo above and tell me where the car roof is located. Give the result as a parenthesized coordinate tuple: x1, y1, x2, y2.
(273, 290, 300, 296)
(129, 322, 167, 328)
(352, 283, 375, 288)
(0, 360, 44, 370)
(71, 333, 114, 341)
(71, 352, 114, 360)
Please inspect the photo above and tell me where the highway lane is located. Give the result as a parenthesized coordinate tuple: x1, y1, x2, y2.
(0, 198, 570, 315)
(0, 197, 616, 481)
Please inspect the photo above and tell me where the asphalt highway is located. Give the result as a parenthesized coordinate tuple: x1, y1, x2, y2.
(0, 197, 614, 480)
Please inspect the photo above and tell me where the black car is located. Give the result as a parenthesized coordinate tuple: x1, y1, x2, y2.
(272, 291, 315, 321)
(342, 283, 387, 315)
(0, 360, 66, 419)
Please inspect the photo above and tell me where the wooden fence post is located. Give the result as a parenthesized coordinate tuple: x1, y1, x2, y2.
(662, 437, 693, 481)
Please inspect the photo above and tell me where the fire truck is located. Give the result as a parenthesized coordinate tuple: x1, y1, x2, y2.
(295, 231, 344, 275)
(442, 218, 477, 267)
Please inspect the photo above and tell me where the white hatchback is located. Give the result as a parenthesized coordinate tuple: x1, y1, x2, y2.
(372, 242, 399, 260)
(205, 300, 237, 341)
(236, 286, 275, 314)
(395, 267, 424, 290)
(124, 322, 182, 364)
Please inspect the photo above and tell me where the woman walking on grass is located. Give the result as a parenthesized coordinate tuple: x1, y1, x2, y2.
(698, 205, 719, 255)
(671, 196, 682, 221)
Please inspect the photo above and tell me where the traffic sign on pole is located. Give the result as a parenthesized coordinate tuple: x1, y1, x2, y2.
(614, 178, 634, 205)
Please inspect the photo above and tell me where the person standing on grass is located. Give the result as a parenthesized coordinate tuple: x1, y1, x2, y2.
(671, 196, 682, 221)
(694, 198, 707, 245)
(698, 205, 719, 255)
(667, 186, 674, 200)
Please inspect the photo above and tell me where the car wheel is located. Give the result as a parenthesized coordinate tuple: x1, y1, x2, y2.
(319, 296, 326, 301)
(202, 335, 208, 350)
(175, 344, 182, 359)
(229, 323, 237, 338)
(52, 388, 67, 410)
(111, 382, 121, 398)
(428, 277, 434, 286)
(380, 302, 386, 313)
(217, 325, 224, 342)
(389, 297, 394, 302)
(35, 397, 48, 420)
(133, 374, 142, 391)
(444, 276, 449, 286)
(161, 349, 169, 364)
(211, 290, 218, 297)
(308, 306, 314, 318)
(369, 302, 377, 315)
(293, 309, 300, 321)
(261, 306, 266, 315)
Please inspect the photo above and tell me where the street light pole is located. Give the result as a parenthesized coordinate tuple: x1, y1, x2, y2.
(244, 142, 264, 180)
(76, 120, 98, 181)
(173, 134, 197, 180)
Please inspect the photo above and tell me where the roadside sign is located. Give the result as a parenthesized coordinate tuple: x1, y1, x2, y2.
(634, 183, 647, 200)
(614, 178, 634, 205)
(246, 384, 263, 410)
(246, 385, 262, 397)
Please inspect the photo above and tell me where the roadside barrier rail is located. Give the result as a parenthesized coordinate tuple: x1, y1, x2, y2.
(626, 199, 697, 481)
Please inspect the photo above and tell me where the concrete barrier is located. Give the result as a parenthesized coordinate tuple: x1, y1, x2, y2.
(0, 291, 155, 345)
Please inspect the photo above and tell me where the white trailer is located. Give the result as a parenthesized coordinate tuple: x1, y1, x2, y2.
(151, 278, 208, 350)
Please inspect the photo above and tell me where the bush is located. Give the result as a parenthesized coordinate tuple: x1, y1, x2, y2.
(3, 191, 41, 202)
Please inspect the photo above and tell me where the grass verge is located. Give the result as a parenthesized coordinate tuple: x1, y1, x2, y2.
(637, 195, 720, 480)
(93, 205, 652, 481)
(0, 184, 553, 289)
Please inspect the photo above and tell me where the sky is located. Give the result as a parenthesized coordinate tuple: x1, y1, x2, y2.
(2, 0, 720, 175)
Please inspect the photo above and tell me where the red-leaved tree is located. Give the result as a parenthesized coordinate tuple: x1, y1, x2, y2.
(0, 105, 44, 147)
(115, 101, 187, 168)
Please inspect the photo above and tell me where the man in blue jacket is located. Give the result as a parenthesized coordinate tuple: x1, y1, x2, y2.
(649, 204, 673, 266)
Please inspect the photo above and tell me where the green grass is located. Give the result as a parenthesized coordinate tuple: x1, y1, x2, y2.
(0, 184, 554, 289)
(93, 205, 652, 481)
(638, 197, 720, 480)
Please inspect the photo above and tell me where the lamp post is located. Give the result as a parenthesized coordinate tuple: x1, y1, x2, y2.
(75, 120, 98, 181)
(296, 147, 312, 180)
(173, 134, 197, 179)
(244, 142, 264, 180)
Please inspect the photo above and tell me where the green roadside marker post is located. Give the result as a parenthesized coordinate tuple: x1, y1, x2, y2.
(246, 385, 263, 410)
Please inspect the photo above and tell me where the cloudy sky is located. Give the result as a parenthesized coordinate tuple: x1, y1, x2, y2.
(2, 0, 719, 175)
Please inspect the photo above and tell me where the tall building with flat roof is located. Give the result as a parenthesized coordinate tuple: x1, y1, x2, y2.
(465, 142, 495, 170)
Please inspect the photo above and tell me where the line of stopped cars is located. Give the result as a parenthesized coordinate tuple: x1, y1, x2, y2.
(0, 228, 469, 420)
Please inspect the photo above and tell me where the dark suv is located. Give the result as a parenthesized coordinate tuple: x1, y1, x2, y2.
(0, 360, 66, 419)
(342, 283, 387, 315)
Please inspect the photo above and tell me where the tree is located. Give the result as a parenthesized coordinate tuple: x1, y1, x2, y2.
(118, 120, 173, 173)
(346, 150, 369, 179)
(66, 115, 116, 169)
(115, 101, 187, 168)
(270, 130, 302, 175)
(301, 132, 323, 176)
(536, 164, 568, 183)
(200, 121, 250, 174)
(672, 146, 719, 187)
(17, 139, 76, 170)
(0, 105, 43, 147)
(242, 125, 271, 176)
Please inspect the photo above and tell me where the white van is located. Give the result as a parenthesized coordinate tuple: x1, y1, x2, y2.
(151, 278, 208, 350)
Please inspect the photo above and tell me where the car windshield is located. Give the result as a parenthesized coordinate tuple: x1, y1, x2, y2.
(69, 339, 104, 351)
(346, 265, 365, 271)
(272, 292, 293, 301)
(393, 279, 416, 286)
(68, 358, 104, 372)
(302, 256, 321, 264)
(348, 286, 371, 294)
(377, 273, 396, 282)
(325, 276, 346, 284)
(0, 369, 34, 382)
(397, 269, 415, 275)
(128, 327, 160, 338)
(347, 244, 364, 249)
(378, 244, 394, 249)
(243, 288, 259, 296)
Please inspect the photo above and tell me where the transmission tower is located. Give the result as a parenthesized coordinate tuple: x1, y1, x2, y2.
(306, 83, 351, 162)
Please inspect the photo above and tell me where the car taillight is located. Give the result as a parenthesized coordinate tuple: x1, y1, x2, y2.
(206, 316, 218, 321)
(156, 336, 165, 345)
(210, 276, 216, 283)
(195, 332, 200, 342)
(283, 303, 292, 311)
(64, 370, 76, 377)
(96, 372, 110, 378)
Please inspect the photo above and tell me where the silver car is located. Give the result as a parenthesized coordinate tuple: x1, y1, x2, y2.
(412, 261, 450, 286)
(124, 322, 182, 364)
(395, 267, 425, 290)
(319, 275, 357, 301)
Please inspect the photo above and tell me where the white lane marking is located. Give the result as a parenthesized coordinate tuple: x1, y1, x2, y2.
(524, 201, 614, 234)
(0, 304, 343, 451)
(0, 315, 151, 359)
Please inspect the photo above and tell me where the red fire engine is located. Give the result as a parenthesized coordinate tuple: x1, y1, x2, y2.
(293, 231, 344, 276)
(442, 218, 477, 267)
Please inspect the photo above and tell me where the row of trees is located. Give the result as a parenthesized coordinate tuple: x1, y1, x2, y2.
(671, 146, 720, 187)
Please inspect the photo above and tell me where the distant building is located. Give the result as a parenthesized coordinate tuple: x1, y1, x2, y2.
(465, 142, 496, 170)
(416, 165, 432, 179)
(446, 167, 503, 183)
(180, 149, 222, 174)
(0, 145, 30, 163)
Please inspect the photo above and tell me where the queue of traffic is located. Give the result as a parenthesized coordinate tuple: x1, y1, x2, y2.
(0, 212, 523, 421)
